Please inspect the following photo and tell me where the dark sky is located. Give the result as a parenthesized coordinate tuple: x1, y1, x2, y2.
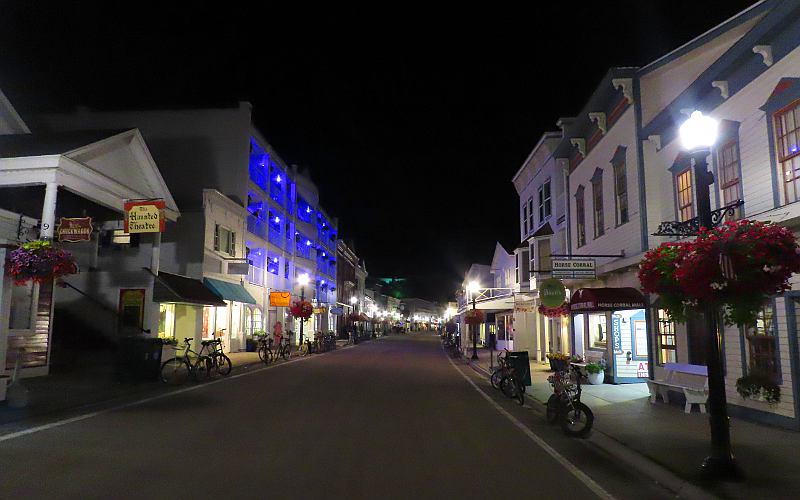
(0, 1, 757, 302)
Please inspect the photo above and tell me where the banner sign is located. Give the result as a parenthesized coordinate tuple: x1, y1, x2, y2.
(124, 199, 166, 233)
(552, 259, 596, 279)
(313, 306, 328, 314)
(330, 306, 344, 315)
(269, 291, 292, 307)
(57, 217, 93, 242)
(611, 316, 623, 354)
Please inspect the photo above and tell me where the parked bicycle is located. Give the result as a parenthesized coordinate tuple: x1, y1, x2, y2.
(160, 338, 212, 385)
(203, 338, 232, 376)
(499, 355, 525, 406)
(546, 364, 594, 437)
(490, 349, 511, 389)
(258, 336, 292, 364)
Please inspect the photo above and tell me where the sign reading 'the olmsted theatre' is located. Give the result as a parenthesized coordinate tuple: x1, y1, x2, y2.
(124, 199, 166, 233)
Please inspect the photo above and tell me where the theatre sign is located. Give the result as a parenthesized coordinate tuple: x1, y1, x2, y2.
(551, 259, 596, 279)
(124, 199, 166, 233)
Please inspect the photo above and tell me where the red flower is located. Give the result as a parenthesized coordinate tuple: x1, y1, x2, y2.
(464, 309, 485, 325)
(289, 300, 313, 320)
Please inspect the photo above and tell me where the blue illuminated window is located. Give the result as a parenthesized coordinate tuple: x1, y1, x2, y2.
(249, 140, 268, 191)
(269, 163, 286, 206)
(297, 196, 314, 223)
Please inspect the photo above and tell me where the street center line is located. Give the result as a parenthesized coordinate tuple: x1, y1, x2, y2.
(0, 349, 334, 443)
(446, 354, 616, 500)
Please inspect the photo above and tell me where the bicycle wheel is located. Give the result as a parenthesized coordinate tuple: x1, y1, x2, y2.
(257, 344, 268, 363)
(193, 356, 213, 381)
(560, 401, 594, 438)
(298, 343, 309, 357)
(500, 376, 514, 398)
(215, 353, 232, 376)
(281, 346, 291, 360)
(546, 394, 560, 424)
(514, 380, 525, 406)
(160, 357, 190, 386)
(490, 369, 502, 389)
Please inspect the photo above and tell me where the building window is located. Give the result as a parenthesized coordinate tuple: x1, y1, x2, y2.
(523, 204, 528, 235)
(528, 197, 534, 230)
(775, 100, 800, 203)
(214, 224, 236, 256)
(613, 159, 629, 225)
(158, 303, 176, 339)
(592, 177, 604, 238)
(538, 180, 552, 223)
(718, 140, 742, 219)
(746, 303, 779, 381)
(676, 169, 694, 222)
(537, 238, 551, 275)
(575, 186, 586, 248)
(656, 309, 676, 365)
(588, 313, 607, 348)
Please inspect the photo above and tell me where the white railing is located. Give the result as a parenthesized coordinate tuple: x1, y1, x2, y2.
(457, 287, 514, 313)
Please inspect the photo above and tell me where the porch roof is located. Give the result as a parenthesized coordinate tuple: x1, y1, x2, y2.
(0, 129, 179, 221)
(154, 272, 227, 307)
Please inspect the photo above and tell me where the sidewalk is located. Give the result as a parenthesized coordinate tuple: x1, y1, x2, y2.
(463, 347, 800, 498)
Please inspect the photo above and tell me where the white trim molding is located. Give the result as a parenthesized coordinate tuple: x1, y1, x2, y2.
(752, 45, 773, 67)
(648, 135, 662, 151)
(570, 138, 586, 157)
(611, 78, 634, 104)
(588, 112, 607, 135)
(711, 80, 729, 99)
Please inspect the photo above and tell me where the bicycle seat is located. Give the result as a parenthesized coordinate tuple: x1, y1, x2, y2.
(184, 338, 193, 343)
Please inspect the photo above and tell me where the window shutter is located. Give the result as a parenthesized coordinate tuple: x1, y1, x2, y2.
(214, 224, 220, 251)
(230, 232, 236, 256)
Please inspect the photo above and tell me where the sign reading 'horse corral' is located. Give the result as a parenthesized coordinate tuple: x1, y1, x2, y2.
(552, 259, 596, 279)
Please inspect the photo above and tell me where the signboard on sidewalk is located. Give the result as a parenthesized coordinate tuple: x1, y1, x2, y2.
(124, 199, 166, 233)
(57, 217, 93, 242)
(269, 291, 291, 307)
(552, 259, 596, 279)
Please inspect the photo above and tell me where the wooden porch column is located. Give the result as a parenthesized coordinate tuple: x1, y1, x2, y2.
(40, 182, 58, 240)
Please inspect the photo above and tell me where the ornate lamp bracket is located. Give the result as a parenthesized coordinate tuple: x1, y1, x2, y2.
(652, 200, 744, 237)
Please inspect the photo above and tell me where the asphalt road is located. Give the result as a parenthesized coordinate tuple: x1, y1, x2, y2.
(0, 334, 678, 499)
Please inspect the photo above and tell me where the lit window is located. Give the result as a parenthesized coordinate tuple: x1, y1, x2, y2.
(775, 100, 800, 203)
(657, 309, 676, 364)
(746, 303, 779, 381)
(676, 169, 694, 222)
(588, 314, 607, 348)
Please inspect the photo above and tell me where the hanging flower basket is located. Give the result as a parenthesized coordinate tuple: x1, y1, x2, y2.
(464, 309, 485, 325)
(639, 220, 800, 326)
(4, 240, 78, 286)
(289, 300, 313, 320)
(538, 302, 570, 318)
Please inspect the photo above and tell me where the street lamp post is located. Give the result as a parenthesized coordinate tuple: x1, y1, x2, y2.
(297, 273, 310, 346)
(350, 295, 359, 344)
(467, 281, 480, 361)
(678, 111, 739, 478)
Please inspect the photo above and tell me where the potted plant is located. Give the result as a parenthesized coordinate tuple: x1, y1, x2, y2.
(736, 371, 780, 405)
(586, 360, 607, 385)
(4, 239, 78, 285)
(546, 352, 570, 371)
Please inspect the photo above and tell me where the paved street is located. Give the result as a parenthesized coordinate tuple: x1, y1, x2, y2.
(0, 335, 676, 500)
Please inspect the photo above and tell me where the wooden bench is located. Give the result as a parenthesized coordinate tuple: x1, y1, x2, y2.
(647, 363, 708, 414)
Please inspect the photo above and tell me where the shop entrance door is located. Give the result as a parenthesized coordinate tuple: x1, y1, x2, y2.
(611, 309, 649, 383)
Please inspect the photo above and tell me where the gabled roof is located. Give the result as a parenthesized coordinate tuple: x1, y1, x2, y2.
(0, 129, 129, 157)
(0, 88, 29, 134)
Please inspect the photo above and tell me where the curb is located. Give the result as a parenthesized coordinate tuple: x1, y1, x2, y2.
(463, 360, 717, 500)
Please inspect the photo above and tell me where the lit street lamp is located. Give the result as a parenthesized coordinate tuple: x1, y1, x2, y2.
(467, 280, 480, 360)
(297, 273, 310, 346)
(667, 110, 739, 478)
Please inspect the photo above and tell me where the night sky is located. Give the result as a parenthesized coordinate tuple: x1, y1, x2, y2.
(0, 1, 756, 302)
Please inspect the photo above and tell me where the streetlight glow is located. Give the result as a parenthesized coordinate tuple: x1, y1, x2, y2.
(679, 110, 718, 151)
(467, 281, 480, 294)
(298, 273, 310, 286)
(350, 296, 358, 305)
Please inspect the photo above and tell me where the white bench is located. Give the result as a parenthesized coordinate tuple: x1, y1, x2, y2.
(647, 363, 708, 414)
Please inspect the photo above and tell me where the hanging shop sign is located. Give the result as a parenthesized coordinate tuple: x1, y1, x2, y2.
(539, 278, 567, 307)
(330, 306, 344, 315)
(124, 199, 166, 233)
(552, 259, 596, 279)
(269, 291, 292, 307)
(313, 306, 328, 315)
(57, 217, 93, 242)
(227, 261, 250, 275)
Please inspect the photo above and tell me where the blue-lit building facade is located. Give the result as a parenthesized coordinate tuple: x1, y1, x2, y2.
(245, 134, 338, 337)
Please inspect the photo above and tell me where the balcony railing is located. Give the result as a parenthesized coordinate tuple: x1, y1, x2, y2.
(247, 215, 267, 240)
(457, 287, 515, 313)
(268, 226, 282, 248)
(296, 240, 311, 259)
(247, 265, 264, 286)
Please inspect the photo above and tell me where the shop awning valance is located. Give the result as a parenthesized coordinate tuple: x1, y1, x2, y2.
(154, 272, 227, 306)
(203, 277, 258, 305)
(570, 287, 646, 312)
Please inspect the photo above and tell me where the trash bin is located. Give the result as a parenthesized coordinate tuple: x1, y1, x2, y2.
(488, 332, 497, 350)
(506, 351, 532, 386)
(116, 337, 164, 382)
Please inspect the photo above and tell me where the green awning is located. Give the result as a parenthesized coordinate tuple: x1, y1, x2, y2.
(203, 277, 257, 305)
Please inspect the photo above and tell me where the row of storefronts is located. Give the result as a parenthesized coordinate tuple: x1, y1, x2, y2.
(458, 1, 800, 429)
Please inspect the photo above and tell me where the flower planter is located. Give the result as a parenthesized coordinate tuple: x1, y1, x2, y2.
(553, 359, 569, 372)
(548, 358, 557, 371)
(588, 371, 605, 385)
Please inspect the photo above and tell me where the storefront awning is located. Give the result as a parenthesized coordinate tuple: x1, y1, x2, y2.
(203, 277, 258, 305)
(570, 287, 646, 312)
(154, 272, 227, 306)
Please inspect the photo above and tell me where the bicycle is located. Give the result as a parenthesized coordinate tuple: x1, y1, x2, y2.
(499, 363, 526, 406)
(204, 338, 232, 376)
(546, 364, 594, 437)
(490, 349, 511, 389)
(160, 338, 213, 385)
